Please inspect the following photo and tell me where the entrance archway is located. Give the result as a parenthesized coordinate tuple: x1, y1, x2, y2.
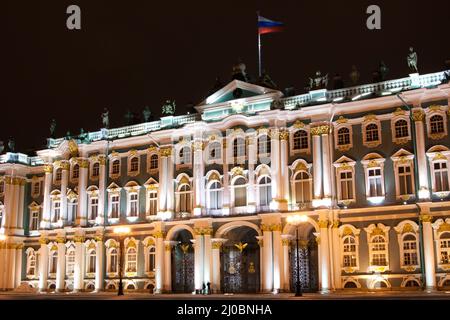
(288, 223, 319, 293)
(220, 226, 260, 293)
(171, 229, 195, 293)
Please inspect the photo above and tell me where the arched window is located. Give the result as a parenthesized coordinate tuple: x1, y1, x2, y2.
(402, 234, 418, 266)
(86, 283, 95, 291)
(112, 160, 120, 175)
(109, 248, 118, 273)
(179, 146, 191, 165)
(258, 135, 271, 155)
(233, 138, 246, 158)
(337, 127, 350, 146)
(293, 130, 308, 150)
(49, 250, 58, 274)
(394, 119, 409, 138)
(371, 235, 388, 266)
(342, 236, 357, 268)
(209, 142, 221, 160)
(150, 154, 158, 170)
(87, 249, 96, 274)
(439, 232, 450, 265)
(344, 281, 358, 289)
(233, 177, 247, 207)
(66, 249, 75, 275)
(92, 163, 100, 178)
(126, 283, 136, 290)
(208, 181, 223, 210)
(177, 184, 192, 213)
(293, 171, 311, 205)
(258, 176, 272, 207)
(126, 247, 137, 273)
(430, 115, 445, 134)
(147, 246, 156, 273)
(404, 279, 420, 287)
(72, 164, 80, 179)
(130, 157, 139, 172)
(365, 123, 379, 142)
(55, 168, 62, 182)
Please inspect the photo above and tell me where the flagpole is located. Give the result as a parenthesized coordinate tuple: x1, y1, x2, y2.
(257, 11, 262, 78)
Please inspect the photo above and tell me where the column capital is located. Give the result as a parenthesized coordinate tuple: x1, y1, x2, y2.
(44, 164, 53, 174)
(331, 220, 340, 228)
(98, 155, 107, 165)
(39, 238, 49, 245)
(73, 236, 85, 243)
(153, 231, 165, 238)
(311, 125, 330, 136)
(420, 214, 433, 223)
(55, 237, 66, 244)
(194, 227, 213, 236)
(318, 219, 329, 228)
(412, 109, 425, 122)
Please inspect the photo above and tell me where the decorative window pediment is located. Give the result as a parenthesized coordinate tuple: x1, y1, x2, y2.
(426, 106, 448, 140)
(334, 118, 353, 151)
(391, 149, 415, 201)
(391, 109, 411, 145)
(362, 115, 382, 148)
(333, 156, 356, 205)
(394, 220, 420, 271)
(426, 146, 450, 196)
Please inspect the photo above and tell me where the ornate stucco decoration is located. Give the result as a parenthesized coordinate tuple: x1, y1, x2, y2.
(337, 144, 351, 152)
(208, 172, 220, 182)
(110, 151, 119, 158)
(147, 145, 158, 153)
(438, 222, 450, 233)
(428, 105, 442, 112)
(336, 116, 348, 124)
(193, 141, 204, 151)
(363, 114, 378, 123)
(371, 226, 385, 236)
(128, 149, 138, 157)
(44, 164, 53, 174)
(194, 227, 213, 236)
(292, 120, 306, 129)
(230, 166, 244, 177)
(282, 239, 291, 246)
(430, 132, 446, 140)
(153, 231, 165, 238)
(159, 147, 172, 157)
(420, 214, 432, 223)
(257, 127, 270, 135)
(412, 110, 425, 122)
(294, 162, 307, 172)
(432, 152, 447, 161)
(393, 108, 406, 116)
(279, 130, 289, 141)
(234, 242, 248, 253)
(311, 125, 330, 136)
(212, 241, 223, 250)
(68, 139, 79, 158)
(318, 220, 329, 228)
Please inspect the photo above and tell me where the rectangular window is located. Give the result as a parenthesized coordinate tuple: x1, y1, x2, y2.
(339, 171, 353, 200)
(110, 195, 120, 219)
(33, 182, 40, 196)
(434, 162, 449, 192)
(52, 202, 61, 222)
(398, 165, 413, 195)
(89, 198, 98, 220)
(403, 240, 418, 265)
(30, 210, 40, 231)
(368, 168, 383, 197)
(148, 192, 157, 216)
(129, 194, 138, 217)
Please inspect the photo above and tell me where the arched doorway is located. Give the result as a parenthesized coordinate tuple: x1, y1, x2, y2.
(221, 226, 260, 293)
(171, 229, 195, 293)
(289, 224, 319, 293)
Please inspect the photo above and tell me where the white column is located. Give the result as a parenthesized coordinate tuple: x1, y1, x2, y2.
(163, 240, 175, 292)
(77, 159, 88, 227)
(7, 245, 16, 289)
(3, 178, 13, 231)
(262, 228, 273, 292)
(38, 240, 49, 291)
(192, 235, 204, 291)
(18, 182, 25, 230)
(56, 239, 66, 292)
(319, 220, 331, 292)
(247, 136, 257, 213)
(203, 232, 212, 286)
(193, 140, 204, 216)
(10, 182, 19, 230)
(280, 132, 290, 210)
(158, 152, 167, 214)
(312, 133, 323, 200)
(0, 242, 4, 289)
(413, 112, 430, 198)
(166, 150, 175, 216)
(97, 156, 106, 225)
(15, 245, 23, 288)
(42, 165, 53, 229)
(222, 144, 230, 215)
(154, 235, 165, 293)
(272, 226, 282, 292)
(60, 164, 69, 225)
(270, 130, 280, 209)
(95, 238, 104, 291)
(321, 131, 332, 198)
(331, 222, 342, 289)
(211, 239, 225, 293)
(281, 236, 291, 291)
(73, 238, 85, 291)
(423, 217, 436, 290)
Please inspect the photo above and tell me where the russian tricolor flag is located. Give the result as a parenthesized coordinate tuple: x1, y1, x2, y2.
(258, 15, 284, 35)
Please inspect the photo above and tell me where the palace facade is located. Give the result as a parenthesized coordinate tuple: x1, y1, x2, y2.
(1, 69, 450, 294)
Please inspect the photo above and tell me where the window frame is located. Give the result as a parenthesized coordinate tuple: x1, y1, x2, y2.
(362, 118, 382, 148)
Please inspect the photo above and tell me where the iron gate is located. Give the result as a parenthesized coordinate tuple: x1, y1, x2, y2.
(172, 243, 195, 293)
(289, 238, 318, 293)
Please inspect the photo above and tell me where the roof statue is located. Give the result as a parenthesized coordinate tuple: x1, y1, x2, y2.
(407, 47, 418, 73)
(79, 128, 89, 143)
(332, 73, 344, 89)
(309, 71, 328, 90)
(258, 70, 277, 89)
(50, 119, 56, 138)
(349, 65, 360, 86)
(162, 100, 176, 116)
(379, 61, 389, 81)
(142, 106, 152, 122)
(231, 59, 250, 82)
(7, 137, 15, 152)
(0, 141, 4, 154)
(65, 131, 72, 140)
(102, 108, 109, 128)
(124, 109, 133, 125)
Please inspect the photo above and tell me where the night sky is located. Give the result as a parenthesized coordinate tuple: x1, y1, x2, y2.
(4, 0, 450, 154)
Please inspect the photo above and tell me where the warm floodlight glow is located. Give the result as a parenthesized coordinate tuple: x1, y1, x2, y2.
(0, 234, 7, 241)
(286, 214, 308, 226)
(113, 226, 131, 235)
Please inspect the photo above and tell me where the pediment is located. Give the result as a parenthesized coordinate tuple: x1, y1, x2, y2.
(334, 155, 356, 164)
(198, 80, 281, 107)
(391, 148, 413, 158)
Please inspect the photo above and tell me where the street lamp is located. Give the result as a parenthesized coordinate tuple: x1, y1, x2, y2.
(286, 214, 308, 297)
(113, 226, 130, 296)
